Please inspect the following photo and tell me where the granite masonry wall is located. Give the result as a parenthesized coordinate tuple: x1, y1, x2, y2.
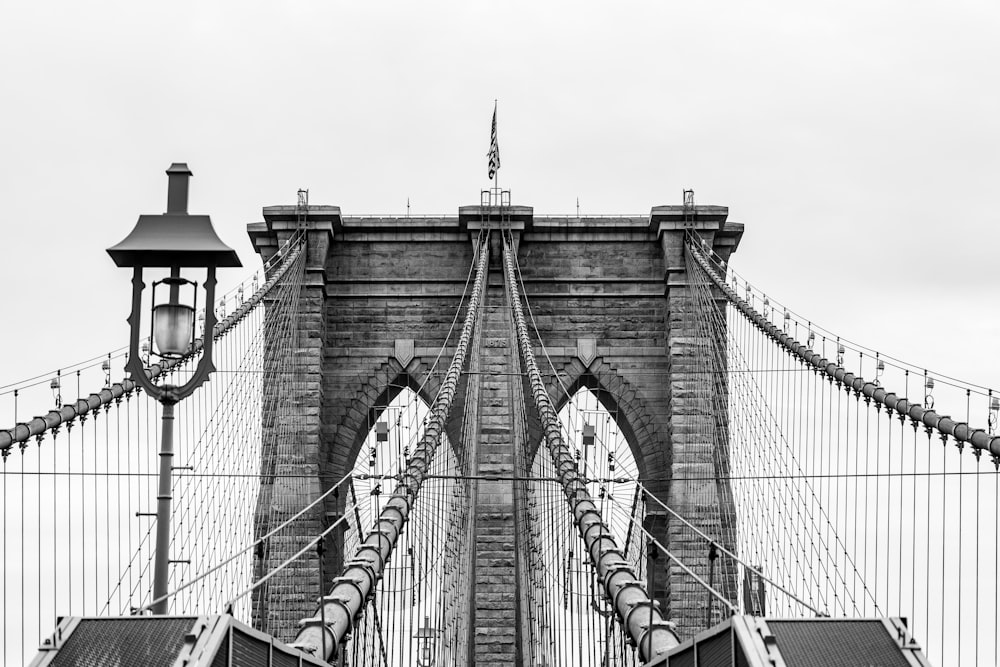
(248, 203, 744, 651)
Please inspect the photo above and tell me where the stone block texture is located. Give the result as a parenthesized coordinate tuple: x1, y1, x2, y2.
(249, 206, 745, 651)
(468, 268, 524, 665)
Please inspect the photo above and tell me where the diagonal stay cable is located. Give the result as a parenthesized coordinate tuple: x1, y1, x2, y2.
(224, 510, 357, 612)
(601, 490, 738, 614)
(637, 482, 822, 615)
(134, 467, 356, 614)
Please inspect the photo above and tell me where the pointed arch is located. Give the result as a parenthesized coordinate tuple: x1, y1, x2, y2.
(319, 355, 448, 582)
(326, 356, 442, 481)
(539, 356, 665, 482)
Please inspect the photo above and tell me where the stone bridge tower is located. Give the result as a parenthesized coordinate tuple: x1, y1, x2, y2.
(248, 199, 744, 655)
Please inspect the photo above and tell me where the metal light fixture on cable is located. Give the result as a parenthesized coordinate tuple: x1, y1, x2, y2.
(50, 375, 61, 408)
(106, 163, 241, 614)
(989, 397, 999, 434)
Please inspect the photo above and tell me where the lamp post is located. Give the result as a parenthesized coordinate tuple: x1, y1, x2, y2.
(107, 163, 242, 614)
(414, 616, 439, 667)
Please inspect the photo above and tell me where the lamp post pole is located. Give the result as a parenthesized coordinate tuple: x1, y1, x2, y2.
(107, 163, 242, 615)
(152, 398, 176, 615)
(150, 265, 185, 613)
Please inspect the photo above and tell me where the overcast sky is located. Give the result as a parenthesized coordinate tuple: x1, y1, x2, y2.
(1, 1, 998, 416)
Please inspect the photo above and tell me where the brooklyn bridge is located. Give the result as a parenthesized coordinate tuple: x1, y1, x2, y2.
(3, 167, 995, 666)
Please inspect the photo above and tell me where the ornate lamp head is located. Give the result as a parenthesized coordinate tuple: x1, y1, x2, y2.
(107, 163, 242, 403)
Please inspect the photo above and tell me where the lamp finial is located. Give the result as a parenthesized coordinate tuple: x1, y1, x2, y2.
(166, 163, 193, 214)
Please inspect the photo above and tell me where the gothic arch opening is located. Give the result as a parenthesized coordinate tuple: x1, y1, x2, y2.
(543, 364, 658, 484)
(341, 386, 467, 665)
(337, 368, 437, 479)
(524, 386, 646, 666)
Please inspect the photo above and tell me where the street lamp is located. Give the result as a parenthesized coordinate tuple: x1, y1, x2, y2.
(414, 616, 439, 667)
(107, 163, 241, 614)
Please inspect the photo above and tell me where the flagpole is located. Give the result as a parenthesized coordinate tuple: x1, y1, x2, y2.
(488, 99, 500, 208)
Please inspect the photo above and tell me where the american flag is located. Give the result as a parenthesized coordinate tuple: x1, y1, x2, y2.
(487, 102, 500, 180)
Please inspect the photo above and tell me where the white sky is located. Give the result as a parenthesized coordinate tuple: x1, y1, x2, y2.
(1, 1, 998, 419)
